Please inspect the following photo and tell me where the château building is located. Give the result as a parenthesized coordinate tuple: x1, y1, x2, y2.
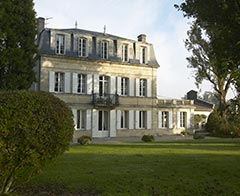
(35, 17, 211, 141)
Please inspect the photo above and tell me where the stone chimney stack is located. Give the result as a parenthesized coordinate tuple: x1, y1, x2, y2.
(137, 34, 146, 43)
(37, 17, 45, 34)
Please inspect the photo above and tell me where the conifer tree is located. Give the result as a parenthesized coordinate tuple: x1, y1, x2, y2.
(0, 0, 37, 90)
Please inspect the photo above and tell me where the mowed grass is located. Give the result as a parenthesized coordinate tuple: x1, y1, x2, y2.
(26, 139, 240, 196)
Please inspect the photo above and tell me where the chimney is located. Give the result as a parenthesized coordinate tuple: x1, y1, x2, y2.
(37, 17, 45, 34)
(137, 34, 146, 43)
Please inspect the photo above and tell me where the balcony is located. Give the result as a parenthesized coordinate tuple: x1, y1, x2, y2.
(92, 93, 119, 108)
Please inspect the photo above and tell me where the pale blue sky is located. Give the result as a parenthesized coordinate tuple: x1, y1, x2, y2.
(34, 0, 212, 99)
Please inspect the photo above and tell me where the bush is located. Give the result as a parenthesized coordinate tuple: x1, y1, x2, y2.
(0, 91, 74, 194)
(193, 133, 205, 139)
(142, 135, 155, 142)
(78, 136, 92, 145)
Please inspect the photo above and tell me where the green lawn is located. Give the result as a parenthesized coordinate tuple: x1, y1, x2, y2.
(21, 139, 240, 196)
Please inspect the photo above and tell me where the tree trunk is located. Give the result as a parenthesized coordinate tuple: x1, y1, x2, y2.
(0, 174, 14, 194)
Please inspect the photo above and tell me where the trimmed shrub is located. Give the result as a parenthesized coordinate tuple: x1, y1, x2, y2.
(0, 91, 74, 194)
(142, 135, 155, 142)
(78, 136, 92, 145)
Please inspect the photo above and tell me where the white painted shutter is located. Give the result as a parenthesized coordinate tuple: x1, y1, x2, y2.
(72, 73, 78, 94)
(168, 111, 173, 129)
(72, 109, 77, 130)
(135, 110, 139, 129)
(93, 74, 99, 94)
(92, 109, 98, 137)
(187, 112, 191, 129)
(147, 111, 152, 129)
(64, 72, 71, 93)
(129, 78, 134, 96)
(86, 109, 92, 130)
(136, 78, 140, 96)
(117, 77, 121, 95)
(177, 112, 180, 128)
(110, 110, 116, 137)
(158, 111, 162, 128)
(49, 71, 55, 92)
(110, 76, 116, 94)
(129, 110, 134, 129)
(117, 110, 121, 129)
(87, 74, 93, 94)
(147, 79, 152, 97)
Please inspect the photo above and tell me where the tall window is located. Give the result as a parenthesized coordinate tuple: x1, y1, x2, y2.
(78, 37, 87, 57)
(139, 78, 147, 97)
(121, 77, 129, 96)
(101, 41, 108, 59)
(56, 34, 65, 54)
(122, 44, 128, 62)
(121, 111, 129, 129)
(99, 76, 109, 96)
(54, 72, 64, 92)
(161, 111, 169, 128)
(98, 110, 109, 131)
(139, 111, 147, 129)
(76, 110, 86, 130)
(140, 47, 146, 64)
(180, 112, 187, 128)
(77, 74, 86, 94)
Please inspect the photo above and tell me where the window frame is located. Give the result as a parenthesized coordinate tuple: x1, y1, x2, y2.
(180, 112, 187, 128)
(139, 78, 147, 97)
(121, 77, 129, 96)
(78, 37, 88, 57)
(101, 40, 109, 59)
(161, 111, 169, 128)
(77, 74, 86, 94)
(76, 110, 86, 130)
(56, 34, 65, 55)
(98, 110, 109, 131)
(54, 72, 64, 92)
(122, 44, 128, 62)
(140, 46, 147, 64)
(120, 110, 129, 129)
(139, 110, 147, 129)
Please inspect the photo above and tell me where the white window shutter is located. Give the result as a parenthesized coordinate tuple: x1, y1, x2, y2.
(135, 110, 139, 129)
(64, 72, 71, 93)
(72, 109, 77, 130)
(49, 71, 55, 92)
(168, 111, 173, 129)
(177, 112, 180, 128)
(110, 110, 116, 137)
(158, 111, 162, 128)
(147, 111, 152, 129)
(92, 109, 98, 137)
(117, 77, 121, 95)
(187, 112, 191, 129)
(110, 76, 116, 94)
(72, 73, 78, 94)
(136, 78, 140, 96)
(129, 78, 134, 96)
(147, 79, 152, 97)
(87, 74, 93, 94)
(86, 109, 92, 130)
(93, 74, 99, 94)
(117, 110, 121, 129)
(129, 110, 134, 129)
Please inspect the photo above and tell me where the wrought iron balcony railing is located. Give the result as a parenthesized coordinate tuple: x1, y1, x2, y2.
(92, 93, 119, 107)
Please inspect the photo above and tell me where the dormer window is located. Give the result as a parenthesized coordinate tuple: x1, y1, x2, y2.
(140, 47, 147, 64)
(56, 34, 65, 54)
(101, 41, 108, 59)
(78, 37, 88, 57)
(122, 44, 128, 62)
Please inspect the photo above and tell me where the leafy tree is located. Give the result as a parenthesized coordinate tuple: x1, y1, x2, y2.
(175, 0, 240, 118)
(201, 91, 219, 107)
(0, 91, 74, 194)
(0, 0, 38, 90)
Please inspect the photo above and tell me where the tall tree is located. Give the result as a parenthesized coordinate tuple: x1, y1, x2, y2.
(0, 0, 37, 90)
(175, 0, 240, 117)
